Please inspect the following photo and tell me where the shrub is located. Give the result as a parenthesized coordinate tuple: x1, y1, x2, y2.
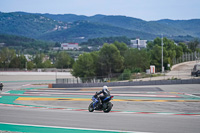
(118, 69, 132, 80)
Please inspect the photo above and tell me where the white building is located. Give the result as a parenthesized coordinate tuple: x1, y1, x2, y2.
(0, 43, 5, 47)
(53, 47, 60, 51)
(61, 43, 79, 50)
(130, 39, 147, 50)
(24, 54, 32, 61)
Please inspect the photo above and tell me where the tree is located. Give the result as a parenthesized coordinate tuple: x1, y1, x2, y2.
(49, 52, 58, 65)
(124, 48, 150, 72)
(9, 55, 27, 69)
(139, 49, 151, 71)
(90, 51, 101, 76)
(150, 45, 171, 72)
(0, 48, 16, 69)
(9, 56, 20, 68)
(124, 48, 136, 70)
(69, 57, 75, 68)
(188, 38, 199, 52)
(113, 41, 128, 57)
(178, 42, 191, 53)
(80, 46, 91, 52)
(72, 53, 96, 79)
(43, 60, 53, 68)
(175, 46, 183, 58)
(33, 53, 45, 68)
(81, 36, 131, 46)
(27, 61, 34, 70)
(150, 45, 162, 72)
(55, 51, 71, 69)
(119, 69, 132, 80)
(54, 42, 61, 47)
(147, 37, 184, 71)
(99, 43, 124, 76)
(146, 41, 154, 51)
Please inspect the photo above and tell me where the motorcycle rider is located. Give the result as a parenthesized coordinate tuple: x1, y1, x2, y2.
(0, 82, 3, 91)
(93, 85, 110, 109)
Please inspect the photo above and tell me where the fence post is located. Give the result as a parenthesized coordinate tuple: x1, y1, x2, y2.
(189, 53, 190, 61)
(199, 52, 200, 62)
(195, 52, 197, 60)
(192, 52, 193, 61)
(185, 53, 187, 61)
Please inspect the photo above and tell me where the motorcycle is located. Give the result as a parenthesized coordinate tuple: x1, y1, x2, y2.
(88, 93, 114, 113)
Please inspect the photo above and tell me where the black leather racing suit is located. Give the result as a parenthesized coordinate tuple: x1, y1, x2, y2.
(96, 89, 110, 104)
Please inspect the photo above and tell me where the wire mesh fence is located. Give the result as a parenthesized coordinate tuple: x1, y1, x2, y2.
(173, 52, 200, 65)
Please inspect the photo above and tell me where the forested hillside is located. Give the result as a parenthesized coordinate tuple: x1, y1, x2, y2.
(0, 34, 54, 51)
(42, 13, 200, 38)
(0, 12, 68, 38)
(156, 19, 200, 37)
(39, 21, 156, 42)
(0, 12, 199, 43)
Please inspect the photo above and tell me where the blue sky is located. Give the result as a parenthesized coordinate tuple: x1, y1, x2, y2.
(0, 0, 199, 21)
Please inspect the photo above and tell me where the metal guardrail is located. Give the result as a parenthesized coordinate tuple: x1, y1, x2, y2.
(0, 68, 71, 72)
(53, 79, 200, 88)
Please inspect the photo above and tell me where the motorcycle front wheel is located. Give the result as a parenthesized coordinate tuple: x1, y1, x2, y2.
(88, 102, 94, 112)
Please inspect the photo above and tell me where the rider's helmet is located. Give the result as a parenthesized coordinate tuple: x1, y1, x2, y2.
(102, 85, 109, 94)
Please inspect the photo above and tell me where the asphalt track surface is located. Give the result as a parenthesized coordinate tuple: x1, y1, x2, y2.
(0, 80, 200, 133)
(1, 61, 200, 133)
(1, 105, 200, 133)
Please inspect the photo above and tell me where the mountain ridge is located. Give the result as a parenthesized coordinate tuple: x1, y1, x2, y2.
(0, 12, 199, 42)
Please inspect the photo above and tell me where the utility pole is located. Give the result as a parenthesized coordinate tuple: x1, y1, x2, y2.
(161, 35, 164, 73)
(25, 61, 27, 71)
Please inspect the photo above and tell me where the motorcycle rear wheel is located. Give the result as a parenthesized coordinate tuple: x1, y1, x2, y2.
(88, 103, 94, 112)
(103, 102, 112, 113)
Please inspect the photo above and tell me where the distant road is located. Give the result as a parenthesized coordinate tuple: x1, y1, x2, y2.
(0, 72, 74, 82)
(167, 61, 198, 77)
(135, 61, 199, 81)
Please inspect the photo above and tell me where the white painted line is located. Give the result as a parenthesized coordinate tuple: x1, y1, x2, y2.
(22, 84, 33, 87)
(118, 112, 131, 114)
(0, 122, 152, 133)
(1, 92, 9, 94)
(158, 113, 175, 115)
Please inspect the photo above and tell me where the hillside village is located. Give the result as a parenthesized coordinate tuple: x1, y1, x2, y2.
(52, 39, 148, 51)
